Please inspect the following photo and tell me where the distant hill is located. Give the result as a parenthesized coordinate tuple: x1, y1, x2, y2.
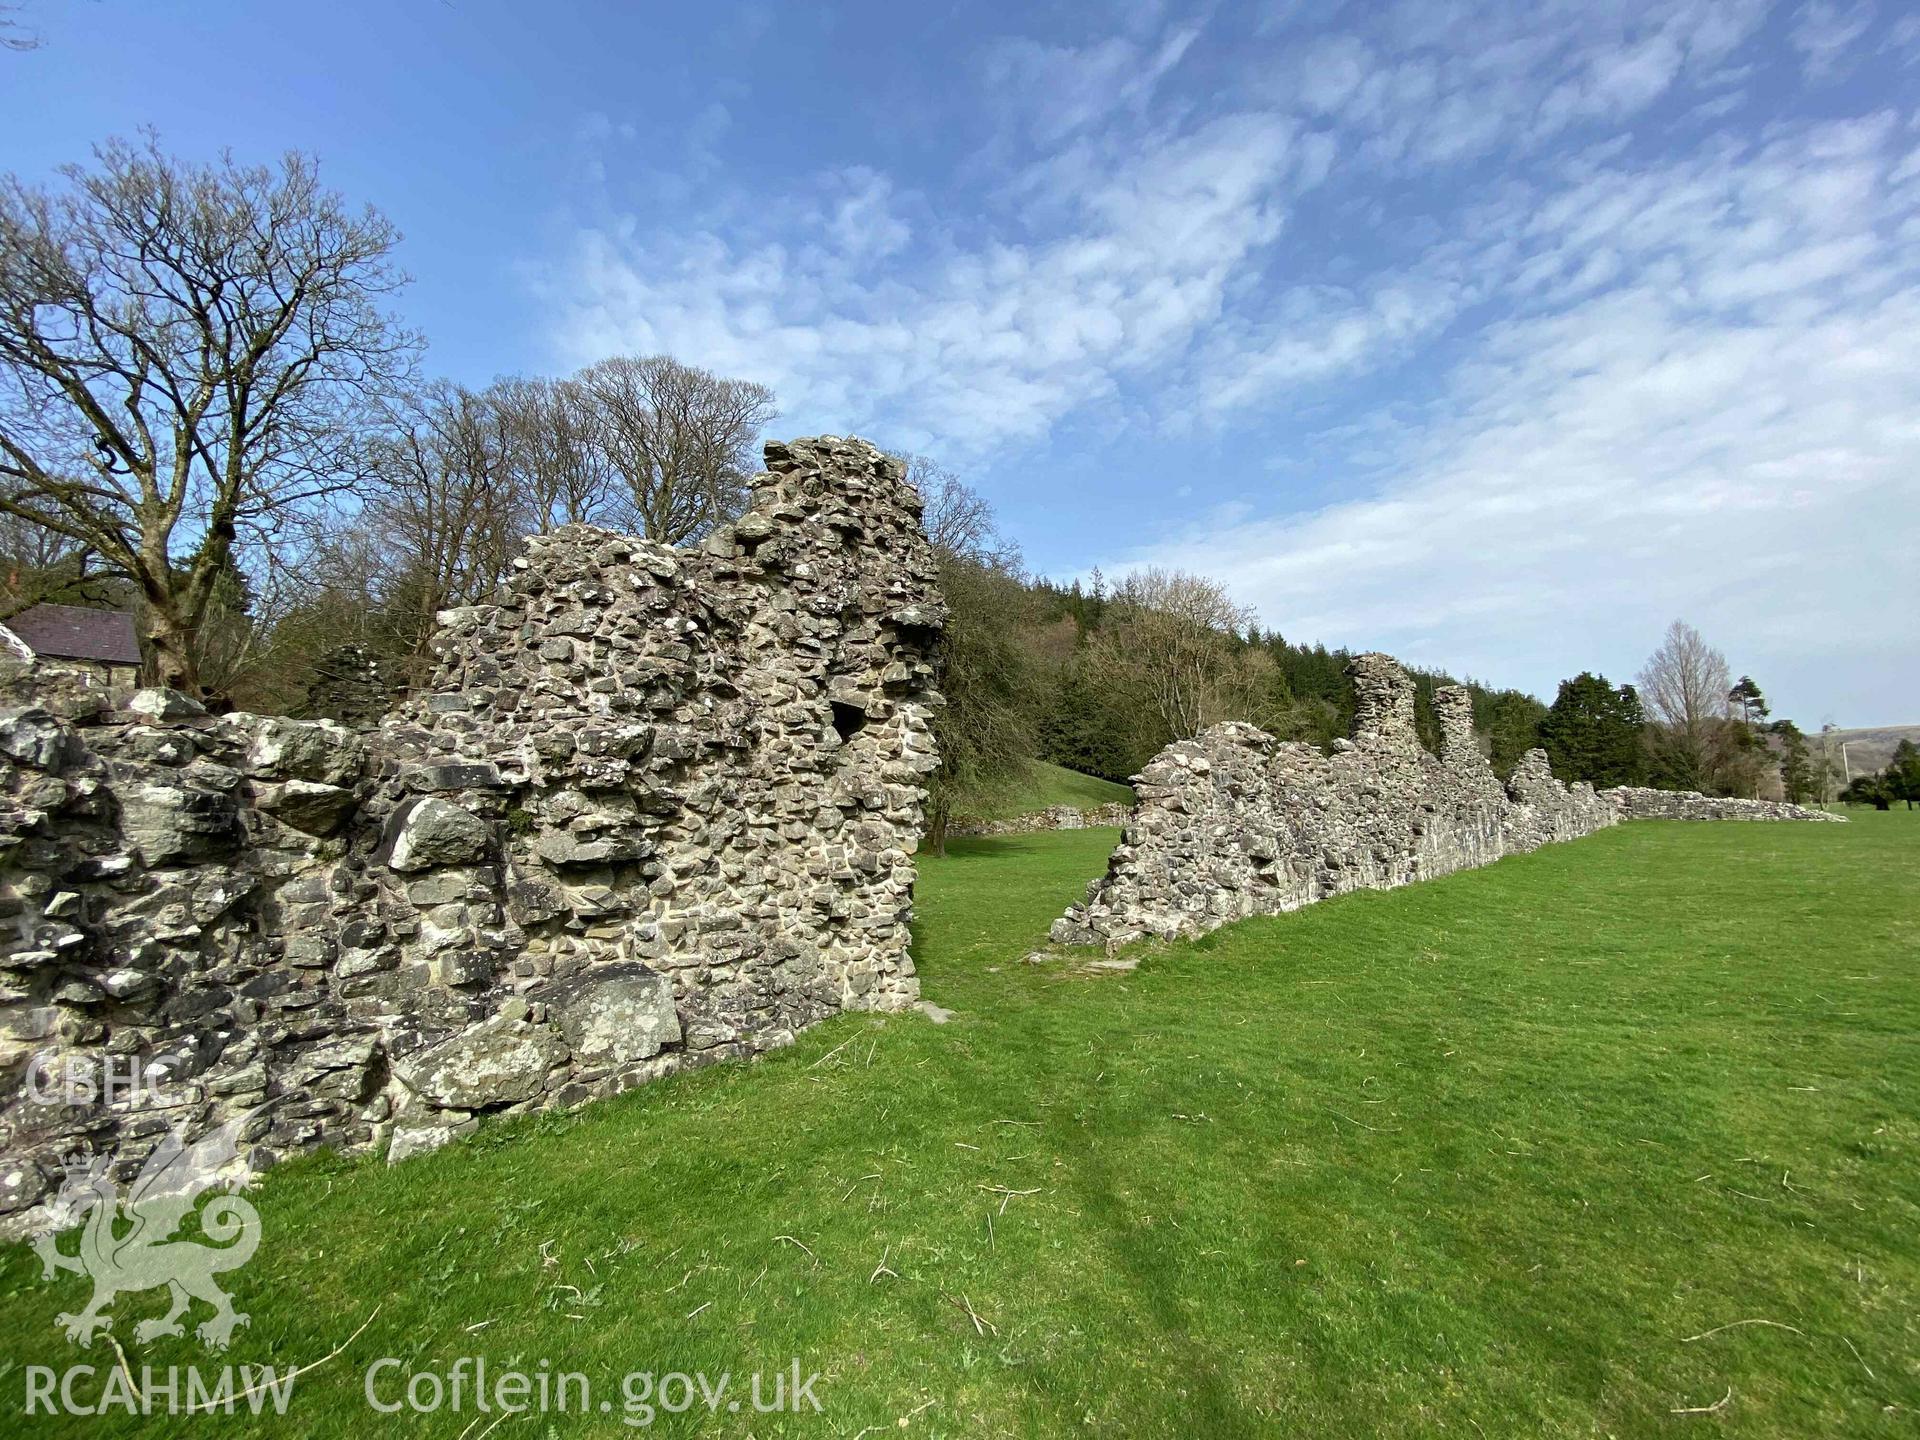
(1819, 725, 1920, 779)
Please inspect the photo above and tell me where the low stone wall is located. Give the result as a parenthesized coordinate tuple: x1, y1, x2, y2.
(948, 801, 1132, 838)
(0, 437, 944, 1235)
(1049, 653, 1837, 950)
(1606, 788, 1841, 822)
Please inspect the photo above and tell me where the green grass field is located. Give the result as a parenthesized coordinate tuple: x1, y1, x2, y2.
(3, 813, 1915, 1436)
(950, 760, 1133, 821)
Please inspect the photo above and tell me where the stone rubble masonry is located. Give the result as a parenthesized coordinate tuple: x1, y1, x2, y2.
(947, 802, 1133, 838)
(296, 644, 401, 728)
(0, 437, 945, 1236)
(1051, 653, 1839, 950)
(1604, 787, 1841, 823)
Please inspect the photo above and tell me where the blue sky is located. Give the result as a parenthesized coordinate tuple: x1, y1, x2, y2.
(5, 0, 1917, 724)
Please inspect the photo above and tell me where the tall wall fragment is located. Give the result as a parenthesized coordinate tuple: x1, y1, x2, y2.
(0, 437, 943, 1235)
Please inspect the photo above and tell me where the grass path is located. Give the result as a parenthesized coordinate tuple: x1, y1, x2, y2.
(2, 815, 1914, 1435)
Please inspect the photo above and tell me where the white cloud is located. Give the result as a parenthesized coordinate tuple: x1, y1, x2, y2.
(1791, 1, 1876, 79)
(1104, 116, 1920, 720)
(1894, 14, 1920, 60)
(982, 24, 1202, 147)
(546, 3, 1783, 454)
(545, 108, 1302, 455)
(1261, 0, 1771, 168)
(1188, 274, 1470, 417)
(537, 7, 1917, 717)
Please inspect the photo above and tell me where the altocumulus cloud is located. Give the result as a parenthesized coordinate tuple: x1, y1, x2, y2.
(548, 105, 1309, 456)
(540, 0, 1920, 721)
(1116, 110, 1920, 720)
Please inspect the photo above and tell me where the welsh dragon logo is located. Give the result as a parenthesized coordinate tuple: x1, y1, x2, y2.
(32, 1110, 262, 1351)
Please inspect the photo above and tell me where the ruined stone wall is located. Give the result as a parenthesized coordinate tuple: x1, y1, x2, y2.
(1054, 654, 1622, 948)
(1605, 788, 1841, 823)
(948, 802, 1133, 838)
(295, 644, 401, 728)
(0, 437, 943, 1234)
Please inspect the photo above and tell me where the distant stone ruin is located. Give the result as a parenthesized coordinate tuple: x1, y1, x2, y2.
(948, 802, 1133, 838)
(296, 644, 400, 728)
(1605, 787, 1837, 823)
(1052, 654, 1838, 949)
(0, 437, 943, 1235)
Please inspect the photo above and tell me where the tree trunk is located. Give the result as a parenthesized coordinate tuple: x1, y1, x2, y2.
(141, 603, 199, 694)
(927, 794, 951, 858)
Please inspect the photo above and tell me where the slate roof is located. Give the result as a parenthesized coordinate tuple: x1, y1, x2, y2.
(3, 603, 142, 665)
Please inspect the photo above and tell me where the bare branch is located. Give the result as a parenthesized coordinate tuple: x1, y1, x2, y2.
(1, 3, 41, 52)
(0, 135, 417, 693)
(1082, 568, 1261, 744)
(574, 354, 775, 545)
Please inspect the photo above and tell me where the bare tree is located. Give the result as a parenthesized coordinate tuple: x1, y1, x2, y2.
(1084, 567, 1259, 743)
(903, 454, 1022, 570)
(352, 382, 532, 676)
(1, 510, 126, 618)
(575, 355, 774, 544)
(276, 358, 777, 704)
(188, 550, 317, 712)
(1637, 619, 1732, 791)
(0, 136, 415, 694)
(489, 374, 618, 529)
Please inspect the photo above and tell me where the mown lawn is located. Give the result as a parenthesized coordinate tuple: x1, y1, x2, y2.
(2, 814, 1915, 1436)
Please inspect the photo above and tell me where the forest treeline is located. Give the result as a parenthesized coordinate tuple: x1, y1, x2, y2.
(922, 527, 1555, 848)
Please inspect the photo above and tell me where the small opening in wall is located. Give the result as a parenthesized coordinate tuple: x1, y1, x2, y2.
(830, 700, 867, 743)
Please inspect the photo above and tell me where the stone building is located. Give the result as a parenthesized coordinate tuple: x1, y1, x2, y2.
(0, 603, 142, 703)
